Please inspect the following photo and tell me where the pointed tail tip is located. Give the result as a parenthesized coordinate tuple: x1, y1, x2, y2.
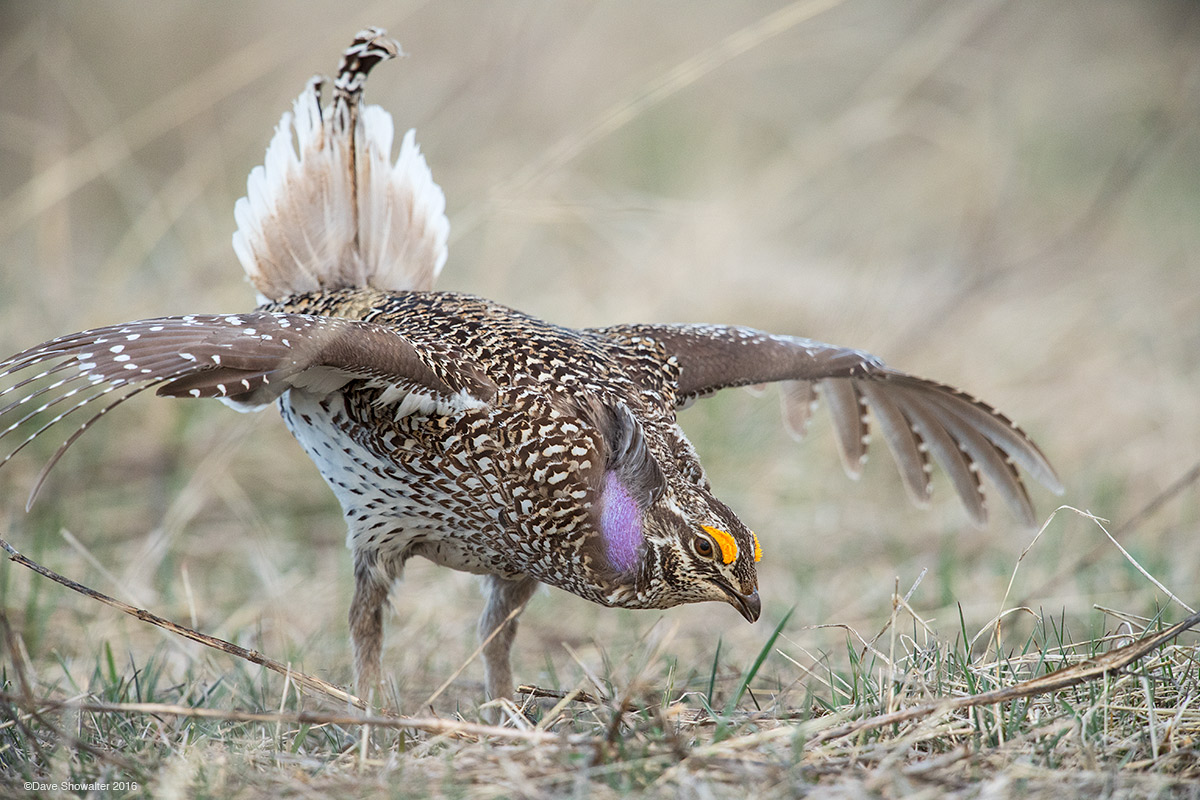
(352, 26, 400, 55)
(337, 28, 403, 94)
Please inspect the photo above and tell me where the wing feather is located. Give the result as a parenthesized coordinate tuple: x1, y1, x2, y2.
(819, 378, 869, 480)
(779, 379, 817, 441)
(925, 400, 1035, 526)
(858, 382, 932, 508)
(595, 322, 1061, 526)
(896, 395, 989, 526)
(0, 311, 495, 505)
(913, 380, 1060, 492)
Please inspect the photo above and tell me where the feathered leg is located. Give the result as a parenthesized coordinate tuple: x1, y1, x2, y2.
(349, 559, 390, 696)
(478, 575, 539, 701)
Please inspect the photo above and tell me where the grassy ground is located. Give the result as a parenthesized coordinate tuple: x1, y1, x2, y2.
(1, 2, 1199, 797)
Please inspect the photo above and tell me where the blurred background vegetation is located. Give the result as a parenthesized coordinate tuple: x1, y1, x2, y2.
(0, 0, 1197, 716)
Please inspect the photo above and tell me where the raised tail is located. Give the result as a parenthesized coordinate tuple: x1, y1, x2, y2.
(232, 28, 449, 302)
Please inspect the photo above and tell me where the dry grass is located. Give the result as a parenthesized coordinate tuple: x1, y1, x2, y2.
(1, 2, 1198, 797)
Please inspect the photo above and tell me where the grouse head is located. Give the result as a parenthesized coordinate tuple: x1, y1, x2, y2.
(583, 399, 761, 622)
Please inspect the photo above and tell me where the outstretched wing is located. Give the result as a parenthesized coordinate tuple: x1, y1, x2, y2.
(594, 323, 1062, 527)
(0, 312, 496, 507)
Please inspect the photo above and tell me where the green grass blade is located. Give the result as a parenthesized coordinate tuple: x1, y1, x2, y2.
(724, 607, 793, 716)
(705, 637, 722, 706)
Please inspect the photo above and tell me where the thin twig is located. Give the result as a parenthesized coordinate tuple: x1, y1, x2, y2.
(0, 536, 367, 710)
(1030, 459, 1200, 599)
(864, 568, 927, 660)
(518, 684, 603, 706)
(421, 600, 528, 709)
(1077, 508, 1195, 614)
(0, 690, 560, 743)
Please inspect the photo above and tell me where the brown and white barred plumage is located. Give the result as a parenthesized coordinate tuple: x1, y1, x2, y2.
(0, 30, 1062, 702)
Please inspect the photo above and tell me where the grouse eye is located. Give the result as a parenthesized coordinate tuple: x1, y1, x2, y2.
(692, 535, 715, 559)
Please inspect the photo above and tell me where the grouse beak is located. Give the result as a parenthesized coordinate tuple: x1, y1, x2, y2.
(723, 586, 761, 623)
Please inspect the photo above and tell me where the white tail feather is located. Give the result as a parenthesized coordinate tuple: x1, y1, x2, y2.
(232, 29, 448, 301)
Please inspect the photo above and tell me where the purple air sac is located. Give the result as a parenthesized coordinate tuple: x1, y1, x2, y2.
(598, 470, 643, 572)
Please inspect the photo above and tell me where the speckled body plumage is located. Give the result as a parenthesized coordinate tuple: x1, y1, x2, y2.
(0, 30, 1062, 704)
(270, 288, 733, 610)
